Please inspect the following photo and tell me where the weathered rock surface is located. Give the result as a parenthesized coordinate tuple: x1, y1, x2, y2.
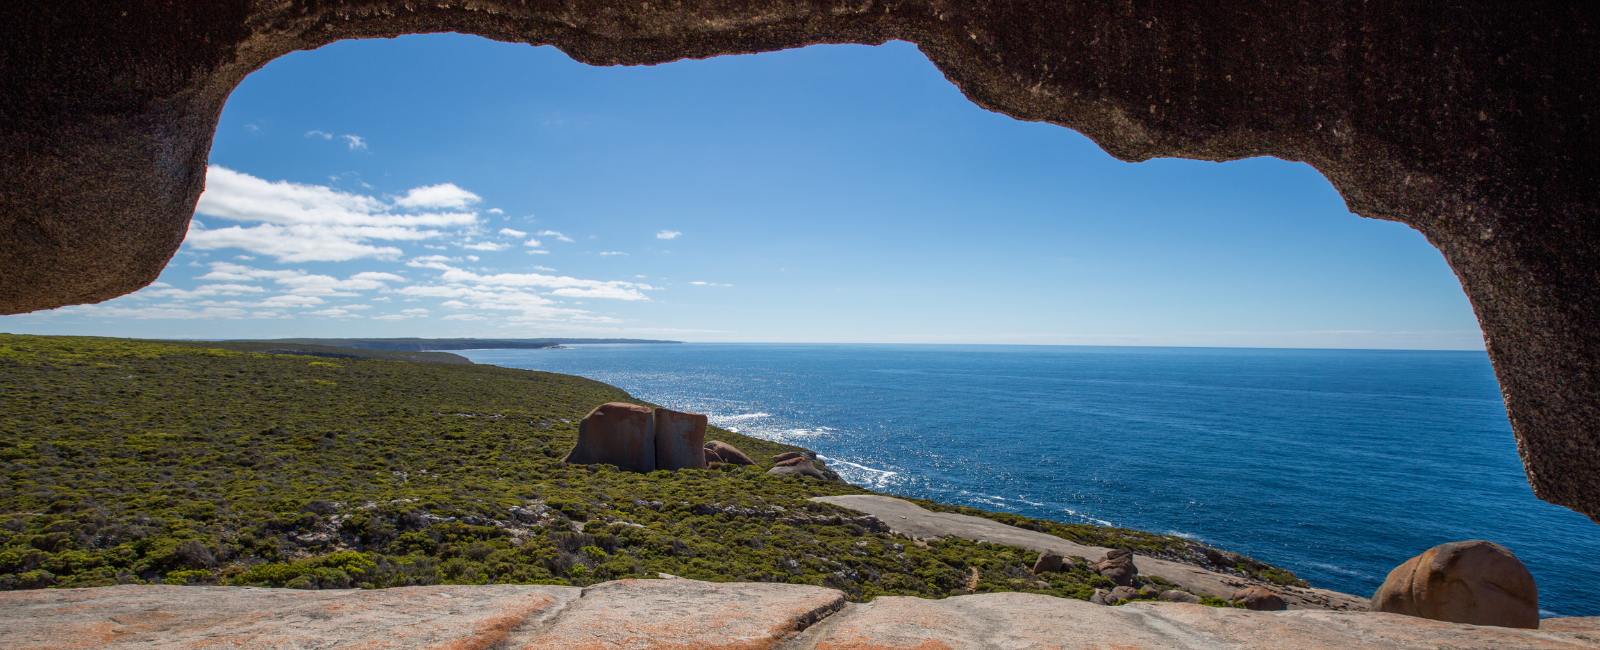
(774, 451, 807, 463)
(786, 592, 1600, 650)
(653, 407, 708, 471)
(1234, 586, 1289, 611)
(811, 494, 1370, 611)
(1094, 548, 1138, 586)
(1032, 550, 1064, 574)
(1108, 585, 1141, 602)
(767, 457, 830, 480)
(4, 581, 1595, 650)
(1161, 589, 1202, 604)
(562, 402, 656, 472)
(705, 440, 755, 466)
(1372, 539, 1541, 629)
(704, 447, 723, 465)
(3, 0, 1600, 523)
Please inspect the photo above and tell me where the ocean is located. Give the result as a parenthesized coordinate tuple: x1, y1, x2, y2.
(460, 343, 1599, 616)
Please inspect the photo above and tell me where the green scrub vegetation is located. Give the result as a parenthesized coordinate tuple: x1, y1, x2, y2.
(0, 334, 1302, 600)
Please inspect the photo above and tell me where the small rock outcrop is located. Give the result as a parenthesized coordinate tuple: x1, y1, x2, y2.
(1371, 540, 1540, 629)
(654, 408, 708, 471)
(1160, 590, 1202, 604)
(766, 457, 828, 480)
(1109, 586, 1141, 602)
(1232, 587, 1288, 611)
(562, 403, 656, 473)
(1090, 589, 1114, 606)
(1032, 551, 1064, 574)
(703, 448, 723, 465)
(773, 451, 807, 463)
(705, 441, 755, 466)
(1094, 549, 1138, 587)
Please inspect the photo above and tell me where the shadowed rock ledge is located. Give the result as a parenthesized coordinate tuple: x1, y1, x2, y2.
(4, 580, 1598, 649)
(3, 2, 1599, 523)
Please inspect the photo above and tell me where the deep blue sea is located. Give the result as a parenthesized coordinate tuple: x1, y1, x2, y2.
(461, 344, 1600, 616)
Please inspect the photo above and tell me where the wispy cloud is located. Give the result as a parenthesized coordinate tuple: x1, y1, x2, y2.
(342, 135, 366, 150)
(187, 166, 480, 262)
(539, 230, 575, 243)
(656, 230, 682, 240)
(499, 228, 527, 237)
(393, 183, 480, 210)
(598, 251, 627, 256)
(461, 241, 508, 251)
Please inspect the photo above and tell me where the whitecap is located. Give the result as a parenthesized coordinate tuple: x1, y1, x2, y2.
(1063, 508, 1114, 527)
(1306, 562, 1367, 578)
(712, 412, 772, 421)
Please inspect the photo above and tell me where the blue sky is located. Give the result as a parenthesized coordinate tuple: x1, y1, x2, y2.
(3, 35, 1483, 349)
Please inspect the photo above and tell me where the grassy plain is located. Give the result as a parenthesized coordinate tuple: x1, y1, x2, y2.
(0, 334, 1299, 600)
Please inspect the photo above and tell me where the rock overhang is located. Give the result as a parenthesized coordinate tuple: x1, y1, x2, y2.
(3, 1, 1599, 521)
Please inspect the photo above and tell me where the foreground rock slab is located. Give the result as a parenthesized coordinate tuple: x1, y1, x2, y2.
(1, 584, 577, 649)
(4, 581, 1596, 650)
(787, 592, 1600, 650)
(812, 494, 1368, 610)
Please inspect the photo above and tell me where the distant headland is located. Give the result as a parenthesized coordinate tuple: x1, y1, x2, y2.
(240, 337, 683, 352)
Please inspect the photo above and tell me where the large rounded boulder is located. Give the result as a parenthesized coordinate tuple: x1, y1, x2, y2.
(1371, 540, 1539, 629)
(704, 440, 755, 466)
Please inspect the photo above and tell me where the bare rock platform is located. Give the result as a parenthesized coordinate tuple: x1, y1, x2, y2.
(811, 494, 1367, 611)
(5, 579, 1598, 650)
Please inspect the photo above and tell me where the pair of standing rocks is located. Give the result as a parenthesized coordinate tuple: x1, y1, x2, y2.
(562, 402, 836, 480)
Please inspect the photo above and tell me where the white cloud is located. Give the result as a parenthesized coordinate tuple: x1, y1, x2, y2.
(402, 308, 430, 315)
(276, 271, 404, 296)
(190, 166, 481, 262)
(656, 230, 682, 240)
(488, 208, 504, 215)
(539, 230, 575, 243)
(55, 305, 250, 320)
(441, 314, 485, 321)
(306, 308, 357, 317)
(523, 239, 542, 248)
(187, 222, 405, 262)
(689, 281, 733, 287)
(499, 228, 527, 237)
(342, 135, 366, 150)
(305, 130, 333, 140)
(392, 183, 481, 210)
(598, 251, 627, 256)
(419, 264, 653, 301)
(461, 241, 508, 251)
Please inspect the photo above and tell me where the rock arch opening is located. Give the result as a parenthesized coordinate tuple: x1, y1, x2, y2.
(2, 2, 1597, 525)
